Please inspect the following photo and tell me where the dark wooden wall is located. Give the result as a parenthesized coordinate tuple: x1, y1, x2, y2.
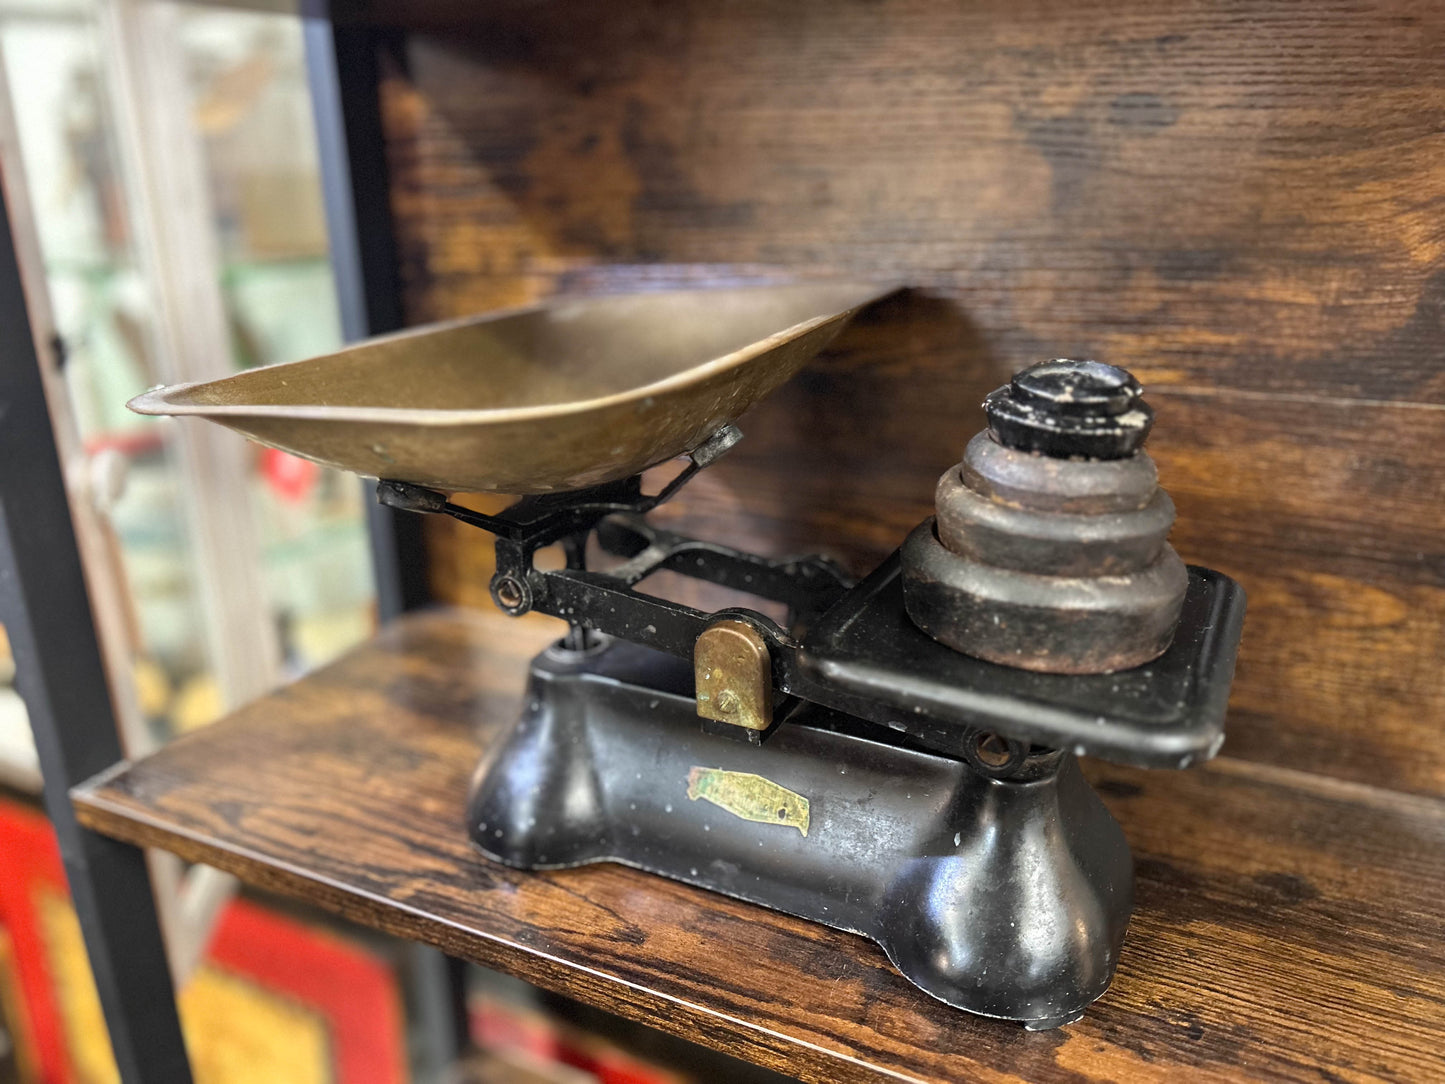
(375, 0, 1445, 798)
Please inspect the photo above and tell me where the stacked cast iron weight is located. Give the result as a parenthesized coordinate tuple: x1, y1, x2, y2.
(902, 359, 1187, 674)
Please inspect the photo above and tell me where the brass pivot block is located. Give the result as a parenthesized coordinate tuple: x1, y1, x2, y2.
(695, 619, 773, 730)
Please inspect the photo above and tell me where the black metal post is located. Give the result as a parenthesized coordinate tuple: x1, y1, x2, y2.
(304, 18, 469, 1077)
(0, 176, 193, 1082)
(304, 14, 430, 622)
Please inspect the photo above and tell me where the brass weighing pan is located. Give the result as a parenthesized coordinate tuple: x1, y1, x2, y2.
(128, 281, 893, 494)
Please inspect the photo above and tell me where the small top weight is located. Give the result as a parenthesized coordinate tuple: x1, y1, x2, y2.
(984, 359, 1154, 460)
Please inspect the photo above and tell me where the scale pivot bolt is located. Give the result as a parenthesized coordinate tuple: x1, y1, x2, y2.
(490, 573, 531, 614)
(716, 690, 740, 714)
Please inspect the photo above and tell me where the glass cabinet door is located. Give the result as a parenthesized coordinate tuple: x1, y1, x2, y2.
(0, 3, 387, 1077)
(0, 0, 376, 756)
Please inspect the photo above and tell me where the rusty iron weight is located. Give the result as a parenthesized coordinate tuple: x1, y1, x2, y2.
(903, 359, 1188, 674)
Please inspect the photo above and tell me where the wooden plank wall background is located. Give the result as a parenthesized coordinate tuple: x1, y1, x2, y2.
(372, 0, 1445, 798)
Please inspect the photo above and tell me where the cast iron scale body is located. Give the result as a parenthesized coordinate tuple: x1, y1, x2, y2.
(130, 284, 1245, 1029)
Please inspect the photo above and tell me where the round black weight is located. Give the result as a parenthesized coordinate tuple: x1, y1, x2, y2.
(934, 466, 1175, 577)
(901, 520, 1187, 674)
(984, 359, 1154, 460)
(959, 432, 1157, 515)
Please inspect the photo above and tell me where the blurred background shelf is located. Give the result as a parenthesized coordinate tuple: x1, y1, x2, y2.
(73, 607, 1445, 1084)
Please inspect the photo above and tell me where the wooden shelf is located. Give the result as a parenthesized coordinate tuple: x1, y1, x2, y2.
(73, 609, 1445, 1083)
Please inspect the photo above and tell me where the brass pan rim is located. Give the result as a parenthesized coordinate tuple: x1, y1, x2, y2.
(126, 282, 893, 427)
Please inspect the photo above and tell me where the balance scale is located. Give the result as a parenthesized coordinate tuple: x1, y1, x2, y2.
(131, 281, 1245, 1029)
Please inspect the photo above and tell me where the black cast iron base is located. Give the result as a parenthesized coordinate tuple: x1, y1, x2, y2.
(466, 637, 1134, 1028)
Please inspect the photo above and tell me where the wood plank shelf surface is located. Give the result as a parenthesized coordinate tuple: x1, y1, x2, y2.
(73, 609, 1445, 1084)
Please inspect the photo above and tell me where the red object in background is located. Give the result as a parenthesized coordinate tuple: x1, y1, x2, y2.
(471, 996, 680, 1084)
(0, 800, 72, 1081)
(261, 446, 321, 503)
(0, 796, 406, 1084)
(81, 428, 165, 459)
(207, 898, 406, 1084)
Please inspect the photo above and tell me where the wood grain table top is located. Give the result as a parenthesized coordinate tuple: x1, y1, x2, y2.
(73, 609, 1445, 1083)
